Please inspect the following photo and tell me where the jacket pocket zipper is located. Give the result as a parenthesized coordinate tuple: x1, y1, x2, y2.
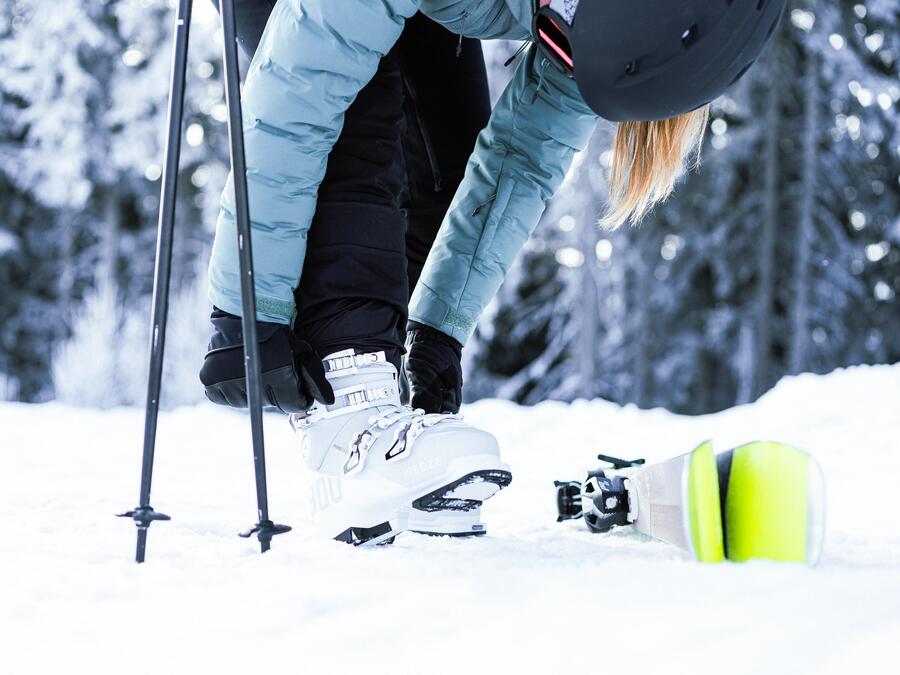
(401, 70, 442, 193)
(472, 193, 497, 216)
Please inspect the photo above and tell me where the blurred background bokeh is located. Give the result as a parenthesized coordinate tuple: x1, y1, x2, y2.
(1, 0, 897, 413)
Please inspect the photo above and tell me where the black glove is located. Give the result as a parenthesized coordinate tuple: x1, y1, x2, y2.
(403, 321, 463, 414)
(199, 308, 334, 413)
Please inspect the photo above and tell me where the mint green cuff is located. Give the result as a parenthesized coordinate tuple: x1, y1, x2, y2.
(208, 283, 296, 326)
(408, 283, 476, 346)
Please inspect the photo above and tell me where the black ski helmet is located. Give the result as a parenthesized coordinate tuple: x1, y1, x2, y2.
(534, 0, 787, 122)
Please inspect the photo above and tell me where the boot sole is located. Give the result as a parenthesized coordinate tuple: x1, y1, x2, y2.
(334, 468, 512, 547)
(409, 528, 487, 538)
(412, 469, 513, 513)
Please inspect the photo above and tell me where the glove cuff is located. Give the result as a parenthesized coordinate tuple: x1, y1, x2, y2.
(406, 321, 463, 356)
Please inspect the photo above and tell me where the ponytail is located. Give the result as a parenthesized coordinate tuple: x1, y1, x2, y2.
(602, 105, 710, 228)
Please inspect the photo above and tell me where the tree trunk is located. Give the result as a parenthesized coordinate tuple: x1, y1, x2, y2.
(57, 221, 77, 317)
(789, 48, 819, 375)
(755, 71, 781, 398)
(100, 190, 121, 292)
(632, 228, 653, 408)
(577, 209, 600, 399)
(735, 318, 755, 405)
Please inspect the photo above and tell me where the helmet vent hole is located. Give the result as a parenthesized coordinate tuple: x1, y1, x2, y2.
(625, 60, 638, 76)
(681, 25, 698, 47)
(756, 0, 766, 10)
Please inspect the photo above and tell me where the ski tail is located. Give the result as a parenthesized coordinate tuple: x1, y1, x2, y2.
(686, 442, 725, 563)
(718, 441, 826, 565)
(558, 440, 825, 566)
(622, 441, 725, 562)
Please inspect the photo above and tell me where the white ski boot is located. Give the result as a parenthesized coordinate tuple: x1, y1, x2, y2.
(291, 349, 511, 545)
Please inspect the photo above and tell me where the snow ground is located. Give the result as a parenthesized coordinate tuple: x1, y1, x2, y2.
(2, 365, 899, 675)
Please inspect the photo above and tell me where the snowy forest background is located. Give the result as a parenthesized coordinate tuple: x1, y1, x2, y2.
(0, 0, 897, 414)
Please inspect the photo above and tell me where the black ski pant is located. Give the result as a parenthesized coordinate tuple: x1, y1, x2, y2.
(292, 14, 491, 370)
(224, 2, 490, 370)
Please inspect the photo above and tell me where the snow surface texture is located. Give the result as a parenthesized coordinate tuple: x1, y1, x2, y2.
(2, 365, 898, 674)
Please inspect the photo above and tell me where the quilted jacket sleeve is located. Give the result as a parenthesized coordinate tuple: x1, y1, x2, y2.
(408, 46, 597, 344)
(208, 0, 419, 323)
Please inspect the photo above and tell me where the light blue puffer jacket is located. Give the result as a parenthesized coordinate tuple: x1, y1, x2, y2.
(208, 0, 597, 345)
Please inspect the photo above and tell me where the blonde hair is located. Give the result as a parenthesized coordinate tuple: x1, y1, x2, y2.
(602, 105, 710, 229)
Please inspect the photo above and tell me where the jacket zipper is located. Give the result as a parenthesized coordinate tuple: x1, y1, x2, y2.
(456, 10, 469, 57)
(472, 193, 497, 216)
(401, 70, 442, 193)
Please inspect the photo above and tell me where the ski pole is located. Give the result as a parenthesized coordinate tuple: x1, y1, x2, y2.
(118, 0, 193, 563)
(219, 0, 290, 552)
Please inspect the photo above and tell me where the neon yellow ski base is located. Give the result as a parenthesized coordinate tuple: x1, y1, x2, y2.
(724, 442, 811, 563)
(687, 442, 725, 563)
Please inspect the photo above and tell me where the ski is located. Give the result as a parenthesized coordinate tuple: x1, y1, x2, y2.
(555, 441, 825, 565)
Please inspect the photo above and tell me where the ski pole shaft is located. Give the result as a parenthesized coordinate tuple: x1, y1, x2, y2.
(219, 0, 290, 552)
(141, 0, 192, 515)
(119, 0, 191, 563)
